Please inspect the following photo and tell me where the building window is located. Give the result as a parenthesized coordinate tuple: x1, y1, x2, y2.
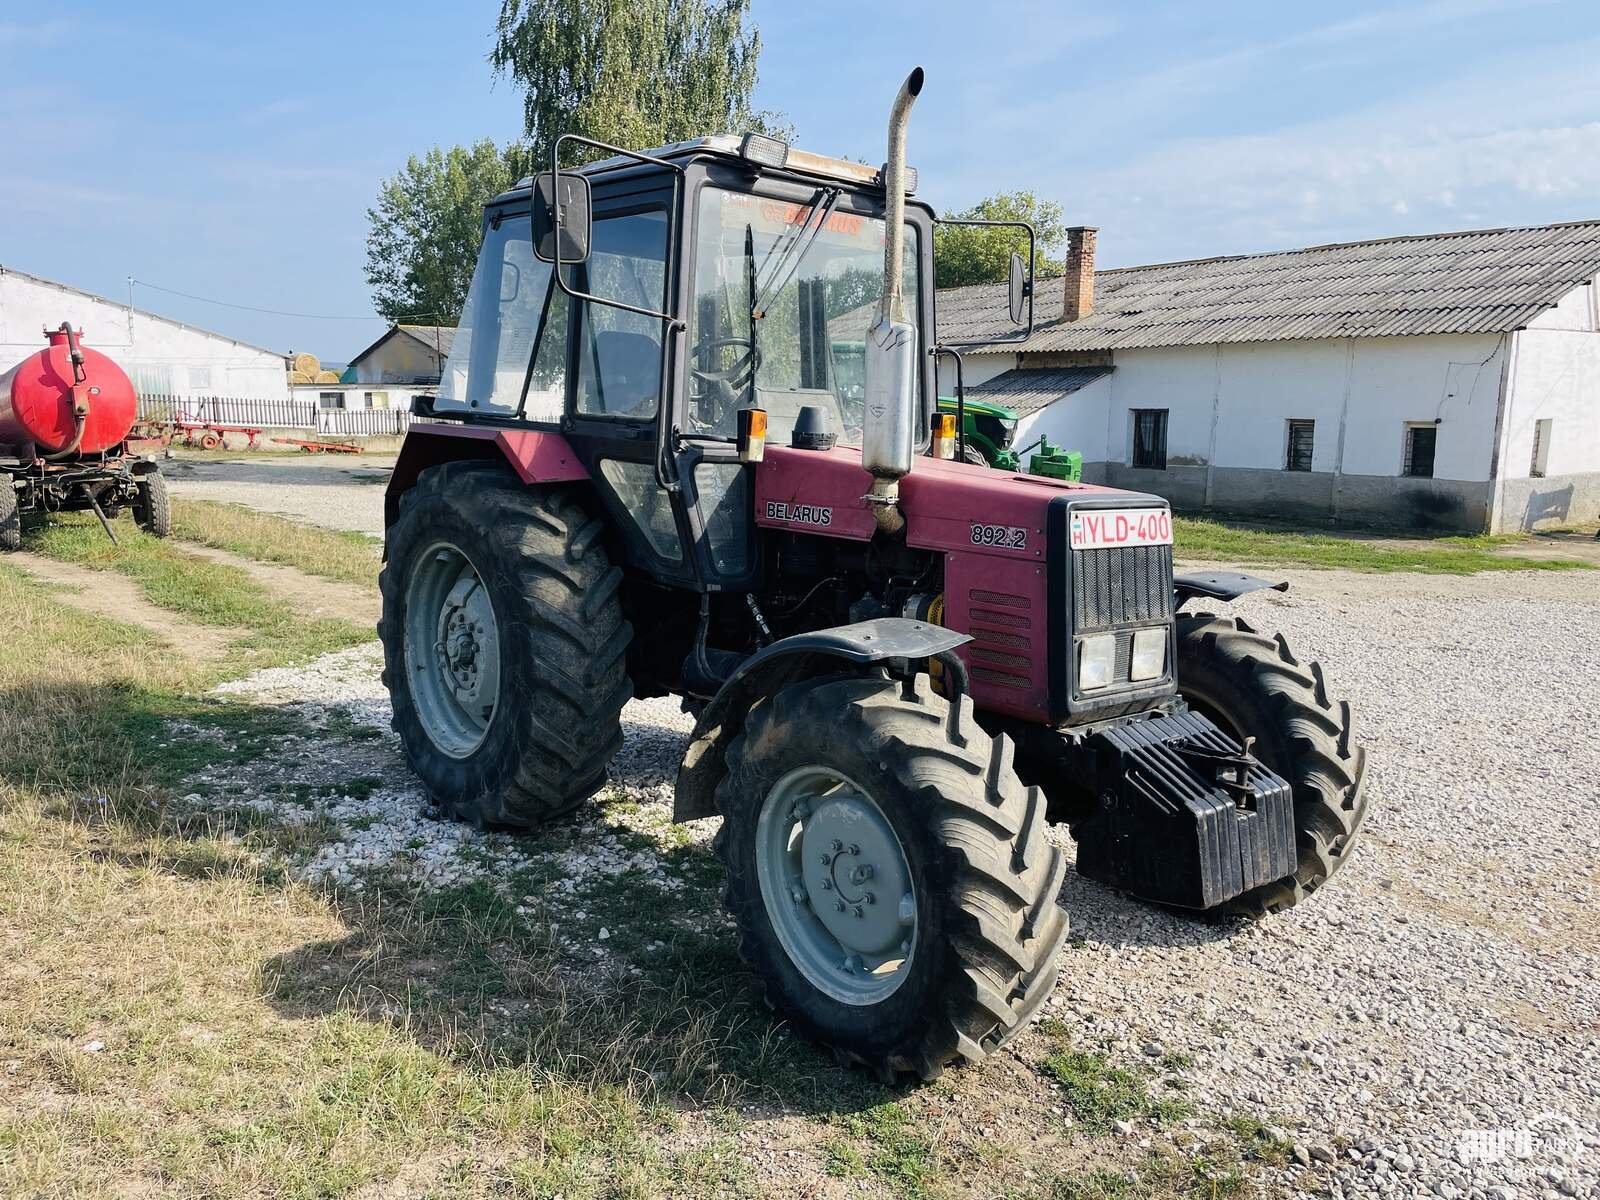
(1131, 409, 1168, 470)
(1285, 419, 1315, 472)
(318, 392, 342, 411)
(1403, 423, 1437, 478)
(1530, 419, 1551, 478)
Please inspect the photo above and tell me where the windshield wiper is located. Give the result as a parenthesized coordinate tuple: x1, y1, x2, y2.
(751, 187, 841, 319)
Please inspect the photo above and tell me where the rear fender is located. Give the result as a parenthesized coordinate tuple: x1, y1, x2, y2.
(385, 423, 589, 529)
(1173, 571, 1287, 610)
(673, 618, 970, 822)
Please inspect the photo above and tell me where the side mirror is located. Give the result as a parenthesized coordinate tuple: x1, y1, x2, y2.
(532, 171, 592, 264)
(410, 393, 439, 418)
(1008, 251, 1028, 326)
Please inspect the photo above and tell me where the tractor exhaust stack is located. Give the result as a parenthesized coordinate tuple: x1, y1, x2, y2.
(861, 66, 924, 534)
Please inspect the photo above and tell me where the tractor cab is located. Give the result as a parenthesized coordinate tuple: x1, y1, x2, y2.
(423, 132, 1028, 590)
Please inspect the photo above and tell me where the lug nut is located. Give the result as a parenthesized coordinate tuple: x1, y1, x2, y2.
(853, 905, 864, 918)
(820, 879, 833, 891)
(848, 844, 860, 856)
(864, 891, 876, 905)
(834, 900, 846, 912)
(819, 853, 831, 864)
(790, 886, 806, 904)
(830, 839, 843, 852)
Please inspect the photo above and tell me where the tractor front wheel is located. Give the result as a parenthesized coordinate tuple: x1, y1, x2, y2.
(379, 462, 632, 826)
(1174, 612, 1369, 915)
(714, 672, 1069, 1081)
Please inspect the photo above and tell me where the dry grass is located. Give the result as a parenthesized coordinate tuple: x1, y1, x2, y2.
(170, 499, 381, 587)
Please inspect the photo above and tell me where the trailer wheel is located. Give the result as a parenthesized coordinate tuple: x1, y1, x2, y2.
(714, 672, 1070, 1081)
(379, 461, 632, 826)
(199, 432, 222, 451)
(0, 483, 19, 552)
(1174, 613, 1369, 916)
(133, 472, 171, 538)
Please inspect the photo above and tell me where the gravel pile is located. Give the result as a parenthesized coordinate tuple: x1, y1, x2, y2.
(195, 567, 1597, 1199)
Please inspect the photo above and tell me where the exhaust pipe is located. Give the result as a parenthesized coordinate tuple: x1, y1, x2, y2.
(861, 66, 924, 534)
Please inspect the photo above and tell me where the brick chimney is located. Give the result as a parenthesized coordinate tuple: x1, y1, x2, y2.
(1063, 225, 1098, 321)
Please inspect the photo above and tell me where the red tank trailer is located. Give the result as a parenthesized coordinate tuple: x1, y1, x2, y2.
(0, 323, 170, 550)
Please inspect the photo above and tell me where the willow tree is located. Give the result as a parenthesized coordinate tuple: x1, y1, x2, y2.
(491, 0, 788, 160)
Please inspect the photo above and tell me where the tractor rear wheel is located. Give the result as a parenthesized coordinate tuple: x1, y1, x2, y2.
(960, 443, 989, 467)
(379, 462, 632, 826)
(714, 672, 1070, 1081)
(1173, 612, 1369, 915)
(0, 484, 19, 552)
(133, 472, 171, 538)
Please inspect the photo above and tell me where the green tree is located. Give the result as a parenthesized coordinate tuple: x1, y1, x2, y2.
(491, 0, 789, 160)
(364, 139, 536, 324)
(933, 191, 1068, 290)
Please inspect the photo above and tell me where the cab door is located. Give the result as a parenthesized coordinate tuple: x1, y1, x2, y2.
(558, 181, 697, 582)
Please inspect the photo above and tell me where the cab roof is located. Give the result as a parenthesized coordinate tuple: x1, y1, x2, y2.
(502, 135, 916, 202)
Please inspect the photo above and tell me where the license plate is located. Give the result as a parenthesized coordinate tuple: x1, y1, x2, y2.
(1070, 508, 1173, 550)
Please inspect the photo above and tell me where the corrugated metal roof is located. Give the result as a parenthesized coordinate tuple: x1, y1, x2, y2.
(965, 366, 1113, 417)
(939, 219, 1600, 354)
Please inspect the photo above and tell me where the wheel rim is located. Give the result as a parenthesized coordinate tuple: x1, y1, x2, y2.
(403, 540, 501, 759)
(756, 766, 917, 1006)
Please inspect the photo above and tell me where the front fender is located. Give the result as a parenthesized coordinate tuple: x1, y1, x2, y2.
(385, 423, 589, 529)
(673, 618, 970, 822)
(1173, 570, 1288, 610)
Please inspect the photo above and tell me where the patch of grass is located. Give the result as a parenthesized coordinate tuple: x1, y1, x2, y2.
(832, 1102, 940, 1196)
(170, 498, 381, 585)
(1046, 1150, 1247, 1200)
(23, 515, 369, 667)
(1173, 515, 1591, 574)
(1041, 1044, 1151, 1131)
(1222, 1114, 1293, 1167)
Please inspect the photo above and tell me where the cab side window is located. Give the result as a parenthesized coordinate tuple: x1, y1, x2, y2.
(574, 207, 670, 419)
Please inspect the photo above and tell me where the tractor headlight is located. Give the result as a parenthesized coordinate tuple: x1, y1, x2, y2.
(1078, 634, 1116, 691)
(1130, 627, 1167, 681)
(998, 418, 1018, 450)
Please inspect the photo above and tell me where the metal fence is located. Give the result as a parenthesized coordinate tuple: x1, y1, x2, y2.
(137, 394, 412, 438)
(315, 408, 412, 437)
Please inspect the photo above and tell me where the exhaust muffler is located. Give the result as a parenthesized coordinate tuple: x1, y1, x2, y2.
(861, 66, 924, 534)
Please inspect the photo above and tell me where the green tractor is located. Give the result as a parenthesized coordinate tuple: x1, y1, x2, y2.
(935, 395, 1021, 469)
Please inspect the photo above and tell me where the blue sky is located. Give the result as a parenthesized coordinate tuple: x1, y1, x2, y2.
(3, 1, 1598, 359)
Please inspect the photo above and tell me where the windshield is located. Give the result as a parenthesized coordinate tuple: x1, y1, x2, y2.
(688, 185, 921, 445)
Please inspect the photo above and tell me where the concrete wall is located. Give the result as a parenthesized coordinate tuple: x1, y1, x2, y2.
(0, 268, 288, 400)
(1493, 277, 1600, 531)
(994, 333, 1508, 528)
(354, 335, 444, 385)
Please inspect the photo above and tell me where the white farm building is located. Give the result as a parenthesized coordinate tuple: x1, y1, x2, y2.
(938, 221, 1600, 532)
(0, 265, 289, 403)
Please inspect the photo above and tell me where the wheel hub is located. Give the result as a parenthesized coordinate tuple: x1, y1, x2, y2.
(800, 800, 910, 960)
(755, 766, 917, 1006)
(404, 542, 501, 758)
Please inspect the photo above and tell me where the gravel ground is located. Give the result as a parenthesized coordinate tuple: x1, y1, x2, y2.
(162, 456, 391, 535)
(194, 567, 1598, 1199)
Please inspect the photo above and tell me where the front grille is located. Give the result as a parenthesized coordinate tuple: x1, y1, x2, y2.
(1072, 544, 1174, 631)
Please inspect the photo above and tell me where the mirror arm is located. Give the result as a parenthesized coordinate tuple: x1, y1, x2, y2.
(548, 132, 687, 328)
(933, 344, 966, 460)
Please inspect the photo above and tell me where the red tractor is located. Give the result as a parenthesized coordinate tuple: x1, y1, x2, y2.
(381, 70, 1368, 1080)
